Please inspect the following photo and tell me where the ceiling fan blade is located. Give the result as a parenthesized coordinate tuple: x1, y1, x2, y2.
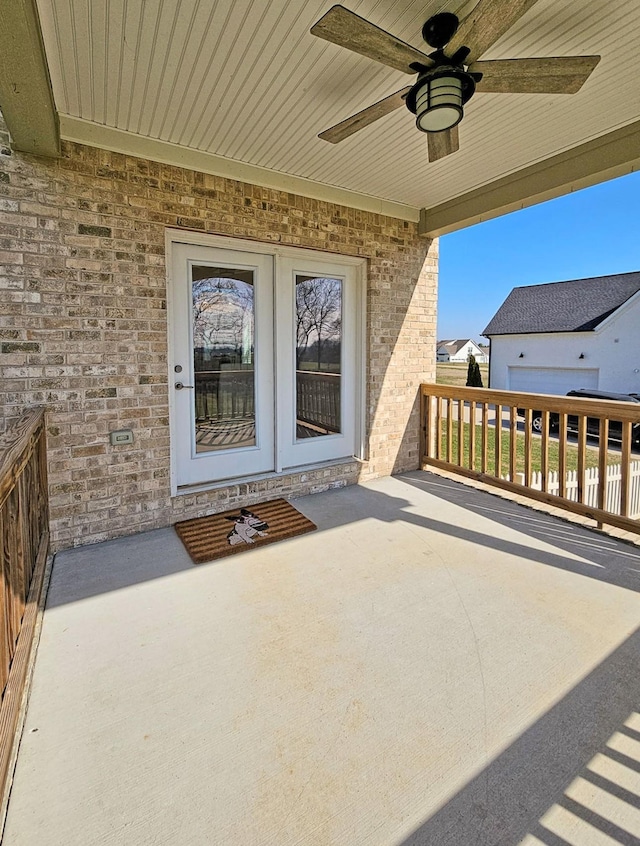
(471, 56, 601, 94)
(447, 0, 541, 64)
(427, 126, 460, 162)
(319, 87, 412, 144)
(311, 5, 434, 74)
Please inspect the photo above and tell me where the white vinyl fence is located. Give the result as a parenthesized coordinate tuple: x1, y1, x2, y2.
(512, 460, 640, 519)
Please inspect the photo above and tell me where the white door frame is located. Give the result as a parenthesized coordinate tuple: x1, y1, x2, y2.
(166, 230, 367, 495)
(171, 243, 275, 487)
(276, 254, 358, 470)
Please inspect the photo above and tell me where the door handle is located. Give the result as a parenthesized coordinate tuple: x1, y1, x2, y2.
(174, 382, 194, 390)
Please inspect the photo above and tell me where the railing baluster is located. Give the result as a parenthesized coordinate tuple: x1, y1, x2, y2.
(436, 397, 443, 460)
(468, 401, 477, 470)
(494, 403, 502, 478)
(509, 406, 517, 483)
(524, 409, 532, 487)
(0, 521, 8, 693)
(6, 488, 23, 655)
(621, 421, 632, 517)
(18, 471, 33, 620)
(420, 390, 428, 463)
(597, 419, 609, 521)
(457, 399, 464, 466)
(428, 392, 434, 460)
(481, 403, 489, 474)
(577, 415, 587, 503)
(558, 412, 567, 499)
(541, 410, 549, 493)
(446, 399, 453, 464)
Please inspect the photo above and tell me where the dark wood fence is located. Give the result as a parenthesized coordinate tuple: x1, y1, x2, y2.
(297, 371, 341, 434)
(421, 383, 640, 535)
(0, 407, 50, 801)
(195, 370, 254, 421)
(194, 369, 342, 435)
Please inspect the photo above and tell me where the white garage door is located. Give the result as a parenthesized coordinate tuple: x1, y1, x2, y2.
(508, 367, 599, 395)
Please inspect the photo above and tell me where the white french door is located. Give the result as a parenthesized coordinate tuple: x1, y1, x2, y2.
(171, 243, 275, 486)
(276, 255, 358, 469)
(170, 238, 362, 490)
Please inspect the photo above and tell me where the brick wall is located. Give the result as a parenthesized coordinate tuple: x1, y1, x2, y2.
(0, 119, 438, 550)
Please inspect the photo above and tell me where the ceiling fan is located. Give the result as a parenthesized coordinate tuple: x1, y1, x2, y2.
(310, 1, 600, 161)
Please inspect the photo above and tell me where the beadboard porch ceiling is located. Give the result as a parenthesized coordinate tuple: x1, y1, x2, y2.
(24, 1, 640, 230)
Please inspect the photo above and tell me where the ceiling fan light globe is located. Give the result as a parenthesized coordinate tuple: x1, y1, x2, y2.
(415, 74, 463, 133)
(417, 103, 463, 132)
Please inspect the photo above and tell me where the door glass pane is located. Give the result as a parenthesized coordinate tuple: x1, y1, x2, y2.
(295, 275, 342, 439)
(191, 265, 255, 452)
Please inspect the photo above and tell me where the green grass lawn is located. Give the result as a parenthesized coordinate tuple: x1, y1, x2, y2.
(442, 422, 620, 477)
(436, 362, 489, 387)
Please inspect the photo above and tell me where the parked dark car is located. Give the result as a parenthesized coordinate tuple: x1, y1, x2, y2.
(557, 389, 640, 445)
(520, 389, 640, 445)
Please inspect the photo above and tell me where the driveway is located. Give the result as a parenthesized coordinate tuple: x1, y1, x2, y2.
(4, 473, 640, 845)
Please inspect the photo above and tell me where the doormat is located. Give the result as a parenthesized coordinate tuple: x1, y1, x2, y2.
(174, 499, 317, 564)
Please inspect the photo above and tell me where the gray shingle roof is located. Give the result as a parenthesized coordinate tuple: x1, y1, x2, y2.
(436, 339, 475, 354)
(483, 271, 640, 337)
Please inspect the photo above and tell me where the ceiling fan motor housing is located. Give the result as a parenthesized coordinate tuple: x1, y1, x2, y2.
(422, 12, 459, 49)
(406, 65, 476, 133)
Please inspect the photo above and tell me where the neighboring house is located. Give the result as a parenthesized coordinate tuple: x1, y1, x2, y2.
(483, 271, 640, 395)
(436, 339, 488, 363)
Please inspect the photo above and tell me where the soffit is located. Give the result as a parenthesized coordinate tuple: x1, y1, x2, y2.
(35, 0, 640, 214)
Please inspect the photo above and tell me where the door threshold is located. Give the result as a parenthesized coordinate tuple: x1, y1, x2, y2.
(173, 456, 362, 497)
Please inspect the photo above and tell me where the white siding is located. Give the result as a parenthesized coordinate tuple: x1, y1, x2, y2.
(450, 345, 474, 362)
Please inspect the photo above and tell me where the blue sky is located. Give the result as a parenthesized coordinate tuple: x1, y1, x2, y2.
(437, 170, 640, 342)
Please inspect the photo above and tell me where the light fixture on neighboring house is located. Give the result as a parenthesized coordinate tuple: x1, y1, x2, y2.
(519, 352, 525, 358)
(579, 352, 585, 359)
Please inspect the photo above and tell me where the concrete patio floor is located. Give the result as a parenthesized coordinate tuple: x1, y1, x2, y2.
(4, 472, 640, 846)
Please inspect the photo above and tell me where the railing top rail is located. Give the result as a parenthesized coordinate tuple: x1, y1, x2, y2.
(195, 369, 253, 376)
(0, 407, 46, 504)
(420, 383, 640, 422)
